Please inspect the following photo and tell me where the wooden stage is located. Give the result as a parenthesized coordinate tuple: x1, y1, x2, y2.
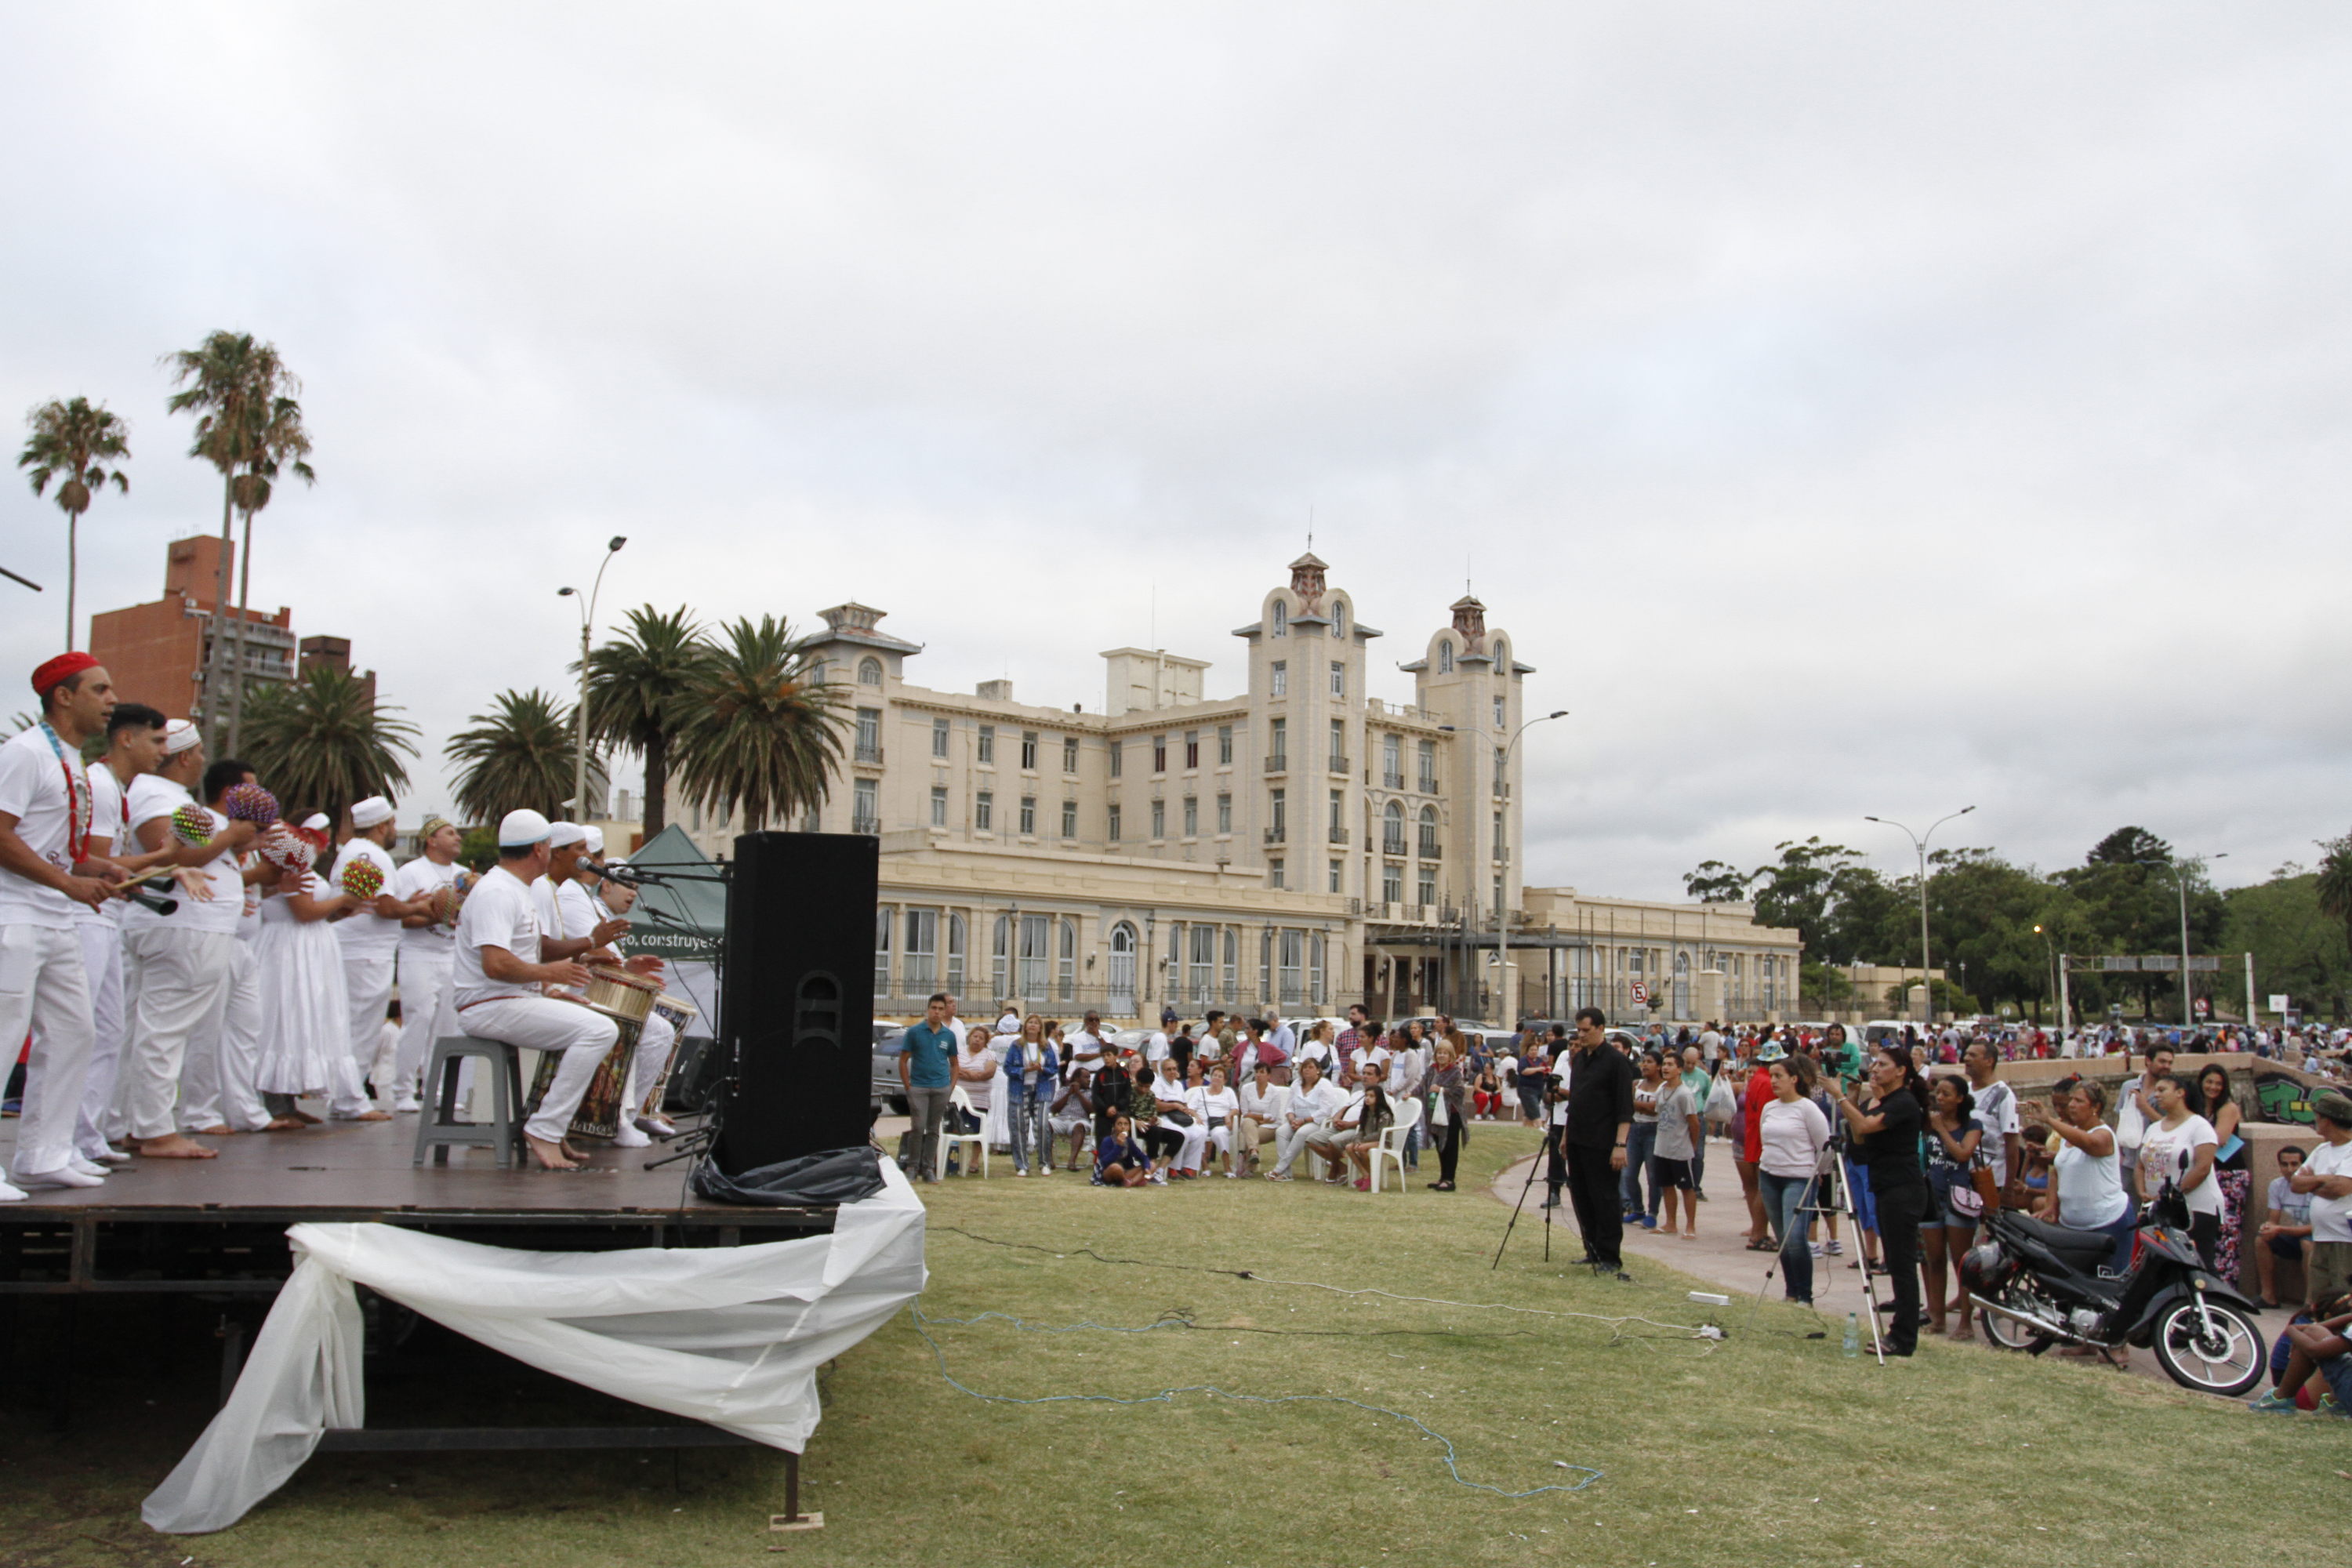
(0, 1112, 834, 1297)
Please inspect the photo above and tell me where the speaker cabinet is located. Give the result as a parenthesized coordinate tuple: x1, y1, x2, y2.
(711, 830, 877, 1171)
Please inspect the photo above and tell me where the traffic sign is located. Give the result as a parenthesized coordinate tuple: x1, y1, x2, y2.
(2270, 994, 2291, 1014)
(1630, 982, 1650, 1004)
(2194, 996, 2210, 1018)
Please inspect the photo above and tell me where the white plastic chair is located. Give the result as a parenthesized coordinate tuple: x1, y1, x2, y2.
(938, 1085, 989, 1178)
(1368, 1093, 1421, 1192)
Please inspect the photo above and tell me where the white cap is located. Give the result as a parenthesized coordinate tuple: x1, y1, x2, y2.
(548, 821, 589, 849)
(583, 826, 606, 855)
(162, 719, 201, 756)
(301, 812, 332, 831)
(350, 796, 393, 828)
(497, 808, 552, 848)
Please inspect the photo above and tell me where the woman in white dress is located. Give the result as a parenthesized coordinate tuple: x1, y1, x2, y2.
(253, 866, 365, 1105)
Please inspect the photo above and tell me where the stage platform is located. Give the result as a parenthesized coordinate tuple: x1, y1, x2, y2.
(0, 1112, 835, 1297)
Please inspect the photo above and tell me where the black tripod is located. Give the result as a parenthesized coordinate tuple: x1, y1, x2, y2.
(1492, 1119, 1566, 1269)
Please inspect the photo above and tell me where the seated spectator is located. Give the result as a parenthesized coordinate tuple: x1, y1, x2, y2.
(1345, 1082, 1396, 1190)
(1150, 1056, 1207, 1176)
(1133, 1057, 1185, 1170)
(1305, 1077, 1370, 1185)
(1269, 1058, 1339, 1181)
(1236, 1061, 1281, 1178)
(2249, 1292, 2352, 1414)
(2259, 1145, 2315, 1309)
(1094, 1114, 1156, 1188)
(1474, 1058, 1502, 1121)
(1189, 1065, 1240, 1176)
(1048, 1065, 1098, 1174)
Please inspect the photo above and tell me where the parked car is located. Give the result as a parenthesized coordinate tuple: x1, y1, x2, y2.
(872, 1022, 909, 1113)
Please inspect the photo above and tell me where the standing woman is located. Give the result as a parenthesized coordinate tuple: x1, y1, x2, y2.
(1920, 1076, 1985, 1341)
(1001, 1014, 1058, 1177)
(1426, 1038, 1469, 1191)
(252, 862, 361, 1112)
(1624, 1051, 1666, 1228)
(1833, 1044, 1932, 1356)
(2137, 1073, 2223, 1271)
(2198, 1064, 2250, 1286)
(1757, 1056, 1831, 1303)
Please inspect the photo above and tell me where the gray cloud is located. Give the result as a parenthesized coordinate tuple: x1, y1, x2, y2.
(5, 3, 2348, 898)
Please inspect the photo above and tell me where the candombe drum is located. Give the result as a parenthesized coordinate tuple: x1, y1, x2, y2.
(527, 964, 662, 1140)
(641, 992, 700, 1116)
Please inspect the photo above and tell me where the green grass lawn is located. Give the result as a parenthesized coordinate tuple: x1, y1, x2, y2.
(4, 1127, 2340, 1568)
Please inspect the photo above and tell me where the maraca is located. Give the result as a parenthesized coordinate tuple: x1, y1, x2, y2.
(169, 804, 215, 847)
(339, 858, 386, 900)
(219, 782, 280, 827)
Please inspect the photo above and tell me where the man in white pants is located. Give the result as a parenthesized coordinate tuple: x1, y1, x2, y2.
(49, 701, 168, 1166)
(0, 653, 128, 1194)
(453, 810, 616, 1171)
(119, 731, 260, 1157)
(578, 845, 678, 1138)
(387, 815, 468, 1112)
(538, 826, 671, 1148)
(332, 796, 420, 1112)
(1269, 1057, 1341, 1181)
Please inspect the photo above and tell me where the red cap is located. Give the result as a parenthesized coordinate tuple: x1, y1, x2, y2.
(31, 652, 99, 700)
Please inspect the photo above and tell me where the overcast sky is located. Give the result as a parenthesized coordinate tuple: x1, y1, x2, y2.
(5, 5, 2347, 900)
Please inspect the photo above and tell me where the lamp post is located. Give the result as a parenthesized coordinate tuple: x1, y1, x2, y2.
(1864, 806, 1975, 1025)
(1494, 710, 1569, 1028)
(2032, 923, 2058, 1027)
(2137, 853, 2226, 1026)
(556, 535, 626, 822)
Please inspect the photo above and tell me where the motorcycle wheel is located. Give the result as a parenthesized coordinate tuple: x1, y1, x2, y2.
(2149, 1298, 2265, 1396)
(1977, 1291, 2052, 1353)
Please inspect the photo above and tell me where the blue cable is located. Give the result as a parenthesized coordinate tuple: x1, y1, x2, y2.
(909, 1307, 1606, 1498)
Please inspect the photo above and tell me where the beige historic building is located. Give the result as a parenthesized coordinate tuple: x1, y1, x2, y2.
(1514, 889, 1805, 1025)
(670, 554, 1797, 1024)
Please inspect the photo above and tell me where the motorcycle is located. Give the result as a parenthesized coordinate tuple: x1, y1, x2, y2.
(1961, 1181, 2267, 1396)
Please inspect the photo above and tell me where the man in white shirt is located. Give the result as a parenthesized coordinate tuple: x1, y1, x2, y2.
(333, 796, 425, 1109)
(45, 702, 169, 1167)
(1962, 1039, 2022, 1194)
(1142, 1011, 1174, 1068)
(1269, 1058, 1339, 1180)
(454, 811, 619, 1171)
(118, 723, 262, 1156)
(2293, 1093, 2352, 1314)
(0, 654, 129, 1195)
(1065, 1011, 1105, 1071)
(534, 823, 670, 1147)
(386, 815, 470, 1112)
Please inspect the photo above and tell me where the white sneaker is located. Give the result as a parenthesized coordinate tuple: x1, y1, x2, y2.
(610, 1123, 652, 1149)
(0, 1179, 24, 1202)
(16, 1166, 105, 1189)
(68, 1156, 110, 1179)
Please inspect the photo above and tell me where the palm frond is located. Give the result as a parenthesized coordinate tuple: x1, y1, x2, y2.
(241, 664, 419, 826)
(445, 688, 603, 826)
(674, 615, 846, 834)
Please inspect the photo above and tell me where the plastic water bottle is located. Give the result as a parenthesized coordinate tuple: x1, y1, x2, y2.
(1842, 1312, 1860, 1359)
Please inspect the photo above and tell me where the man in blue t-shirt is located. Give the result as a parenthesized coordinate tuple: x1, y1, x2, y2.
(898, 993, 959, 1182)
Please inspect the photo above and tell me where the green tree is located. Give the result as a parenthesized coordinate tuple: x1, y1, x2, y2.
(240, 663, 419, 829)
(163, 331, 309, 753)
(2314, 832, 2352, 977)
(1682, 860, 1750, 902)
(675, 615, 844, 834)
(2223, 866, 2350, 1022)
(583, 604, 713, 837)
(17, 396, 131, 646)
(222, 389, 315, 753)
(446, 688, 600, 826)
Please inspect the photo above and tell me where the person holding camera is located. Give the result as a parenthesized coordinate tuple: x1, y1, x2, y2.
(1833, 1044, 1931, 1356)
(1554, 1007, 1635, 1277)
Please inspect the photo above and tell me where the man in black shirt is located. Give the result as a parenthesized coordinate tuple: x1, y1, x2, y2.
(1558, 1007, 1635, 1276)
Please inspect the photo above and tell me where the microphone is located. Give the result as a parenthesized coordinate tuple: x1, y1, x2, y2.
(583, 858, 663, 887)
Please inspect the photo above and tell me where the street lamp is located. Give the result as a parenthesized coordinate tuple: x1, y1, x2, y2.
(2032, 923, 2059, 1028)
(1864, 806, 1975, 1025)
(1495, 710, 1569, 1027)
(2137, 853, 2226, 1026)
(556, 535, 627, 821)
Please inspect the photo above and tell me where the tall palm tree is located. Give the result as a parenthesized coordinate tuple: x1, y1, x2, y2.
(2317, 833, 2352, 964)
(18, 397, 131, 646)
(223, 392, 316, 751)
(241, 663, 419, 829)
(676, 615, 845, 834)
(163, 331, 307, 752)
(447, 688, 602, 826)
(583, 604, 713, 837)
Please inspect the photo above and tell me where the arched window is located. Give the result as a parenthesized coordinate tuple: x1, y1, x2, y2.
(1493, 639, 1505, 666)
(1309, 932, 1326, 1006)
(992, 914, 1010, 1000)
(1417, 804, 1439, 858)
(1437, 640, 1454, 673)
(1334, 601, 1348, 637)
(1382, 799, 1406, 855)
(873, 907, 891, 995)
(1272, 601, 1288, 638)
(946, 913, 967, 995)
(858, 657, 883, 686)
(1058, 918, 1077, 1002)
(1108, 921, 1138, 1013)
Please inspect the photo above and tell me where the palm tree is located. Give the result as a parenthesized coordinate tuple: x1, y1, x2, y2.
(2317, 833, 2352, 964)
(18, 397, 132, 646)
(583, 605, 713, 837)
(223, 391, 315, 751)
(676, 615, 845, 834)
(163, 332, 307, 752)
(241, 663, 419, 829)
(447, 688, 601, 826)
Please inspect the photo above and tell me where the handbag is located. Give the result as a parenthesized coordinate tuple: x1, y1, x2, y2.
(1431, 1089, 1451, 1128)
(1162, 1108, 1196, 1127)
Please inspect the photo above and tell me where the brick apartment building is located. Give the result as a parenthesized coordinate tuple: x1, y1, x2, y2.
(89, 535, 371, 723)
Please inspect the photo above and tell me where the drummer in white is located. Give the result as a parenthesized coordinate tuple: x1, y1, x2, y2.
(535, 824, 668, 1148)
(0, 654, 129, 1194)
(452, 811, 612, 1171)
(385, 815, 469, 1112)
(333, 796, 437, 1110)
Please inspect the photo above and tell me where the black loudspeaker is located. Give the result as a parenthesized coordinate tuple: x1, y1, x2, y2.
(712, 830, 877, 1172)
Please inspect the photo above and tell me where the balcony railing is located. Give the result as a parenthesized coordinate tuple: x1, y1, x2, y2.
(855, 743, 885, 765)
(1327, 826, 1349, 845)
(1417, 775, 1438, 794)
(1381, 834, 1406, 856)
(1493, 781, 1511, 800)
(1264, 756, 1287, 775)
(1381, 771, 1406, 789)
(852, 814, 882, 835)
(1419, 839, 1442, 860)
(1263, 826, 1285, 844)
(1327, 753, 1350, 775)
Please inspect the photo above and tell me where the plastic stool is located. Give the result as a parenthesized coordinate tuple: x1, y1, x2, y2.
(412, 1036, 527, 1167)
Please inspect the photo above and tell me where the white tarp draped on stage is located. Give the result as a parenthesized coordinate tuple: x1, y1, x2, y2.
(143, 1160, 927, 1535)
